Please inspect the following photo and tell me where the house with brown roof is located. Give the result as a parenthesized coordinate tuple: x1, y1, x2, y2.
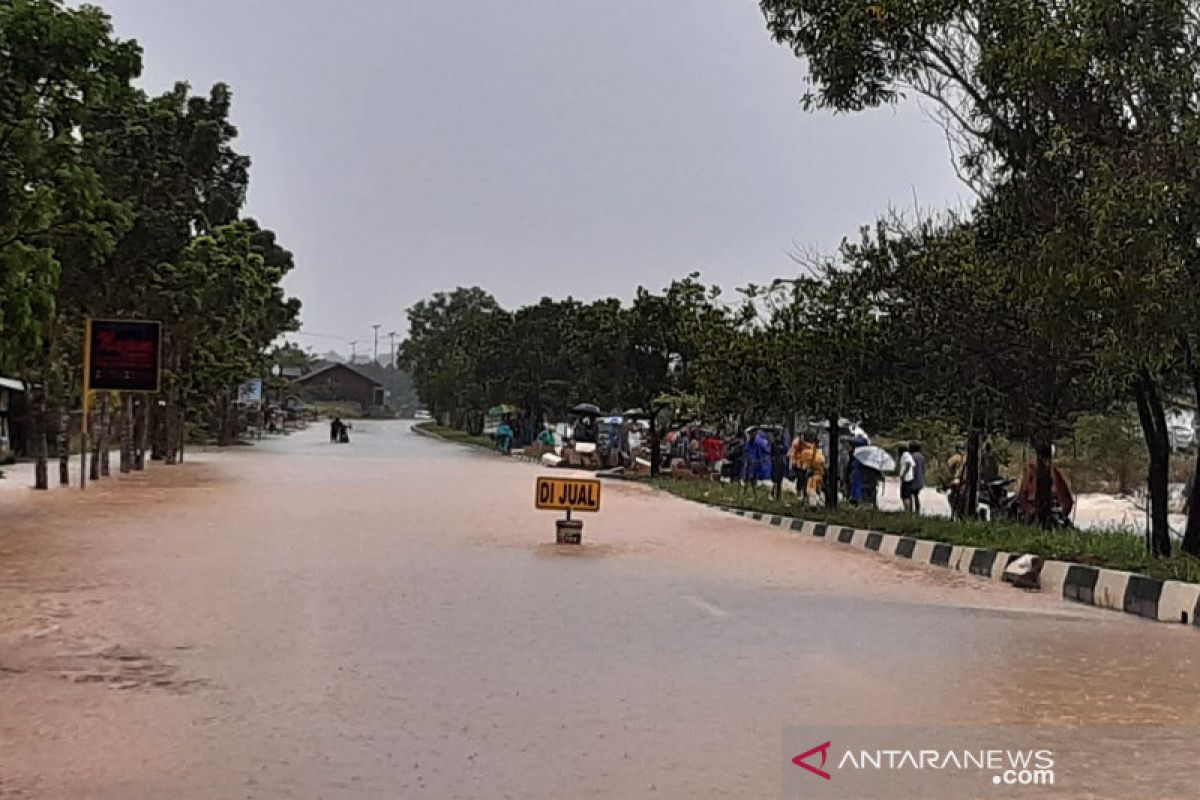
(291, 363, 385, 411)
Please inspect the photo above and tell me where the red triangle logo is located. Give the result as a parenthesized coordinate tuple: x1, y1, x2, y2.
(792, 741, 832, 780)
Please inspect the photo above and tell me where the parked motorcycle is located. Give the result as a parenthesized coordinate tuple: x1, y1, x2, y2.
(947, 477, 1072, 528)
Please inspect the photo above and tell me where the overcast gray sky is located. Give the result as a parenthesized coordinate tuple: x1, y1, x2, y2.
(103, 0, 966, 355)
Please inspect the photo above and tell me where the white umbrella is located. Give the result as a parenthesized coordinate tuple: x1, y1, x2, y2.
(853, 445, 895, 473)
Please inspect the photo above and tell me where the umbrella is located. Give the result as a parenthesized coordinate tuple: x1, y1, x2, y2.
(817, 417, 854, 431)
(488, 403, 518, 416)
(572, 403, 601, 416)
(853, 446, 895, 473)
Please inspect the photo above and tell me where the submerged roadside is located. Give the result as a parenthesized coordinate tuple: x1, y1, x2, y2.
(414, 421, 1200, 585)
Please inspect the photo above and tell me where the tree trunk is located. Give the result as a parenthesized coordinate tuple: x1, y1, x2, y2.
(120, 395, 133, 474)
(965, 429, 981, 519)
(649, 427, 662, 478)
(217, 392, 236, 447)
(134, 397, 149, 471)
(150, 397, 166, 461)
(100, 395, 112, 478)
(165, 400, 179, 465)
(79, 394, 90, 491)
(90, 396, 102, 480)
(164, 402, 186, 465)
(57, 411, 70, 486)
(177, 403, 186, 463)
(1031, 435, 1054, 528)
(216, 393, 226, 446)
(1133, 371, 1172, 557)
(32, 390, 48, 491)
(826, 413, 839, 509)
(91, 395, 108, 480)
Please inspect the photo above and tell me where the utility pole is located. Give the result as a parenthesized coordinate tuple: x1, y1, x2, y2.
(387, 331, 398, 369)
(372, 323, 381, 365)
(349, 340, 360, 363)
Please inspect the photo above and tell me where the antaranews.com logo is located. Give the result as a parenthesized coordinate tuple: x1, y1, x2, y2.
(782, 725, 1198, 799)
(792, 739, 1054, 786)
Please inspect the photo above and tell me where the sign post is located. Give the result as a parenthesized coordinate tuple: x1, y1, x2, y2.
(81, 319, 162, 490)
(80, 319, 92, 491)
(534, 476, 601, 544)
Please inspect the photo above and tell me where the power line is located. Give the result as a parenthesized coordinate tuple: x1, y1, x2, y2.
(290, 330, 352, 341)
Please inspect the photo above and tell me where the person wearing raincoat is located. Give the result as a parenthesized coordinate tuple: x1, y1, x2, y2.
(743, 428, 772, 488)
(770, 430, 789, 500)
(847, 435, 869, 504)
(496, 420, 514, 454)
(808, 444, 826, 502)
(790, 434, 812, 501)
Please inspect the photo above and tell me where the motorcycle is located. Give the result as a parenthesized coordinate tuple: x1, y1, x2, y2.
(948, 476, 1072, 528)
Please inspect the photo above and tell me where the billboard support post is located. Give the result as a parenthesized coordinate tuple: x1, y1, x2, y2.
(80, 318, 92, 491)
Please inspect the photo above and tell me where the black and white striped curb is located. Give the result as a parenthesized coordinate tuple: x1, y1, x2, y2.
(720, 507, 1200, 629)
(1038, 560, 1200, 625)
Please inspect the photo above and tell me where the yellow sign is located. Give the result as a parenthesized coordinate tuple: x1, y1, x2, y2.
(535, 476, 601, 512)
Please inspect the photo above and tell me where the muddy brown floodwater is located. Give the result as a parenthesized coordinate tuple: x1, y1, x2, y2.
(1, 421, 1198, 799)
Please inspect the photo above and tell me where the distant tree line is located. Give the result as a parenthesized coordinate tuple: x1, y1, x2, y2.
(404, 0, 1200, 559)
(0, 0, 300, 486)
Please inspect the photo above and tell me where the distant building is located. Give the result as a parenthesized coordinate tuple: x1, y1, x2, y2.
(292, 363, 385, 410)
(0, 376, 25, 459)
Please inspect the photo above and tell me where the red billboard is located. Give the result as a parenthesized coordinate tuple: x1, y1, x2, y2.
(87, 319, 162, 393)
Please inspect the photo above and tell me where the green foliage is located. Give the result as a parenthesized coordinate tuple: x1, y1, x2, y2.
(759, 0, 1200, 551)
(0, 0, 141, 373)
(1066, 411, 1146, 495)
(400, 276, 732, 428)
(0, 0, 300, 458)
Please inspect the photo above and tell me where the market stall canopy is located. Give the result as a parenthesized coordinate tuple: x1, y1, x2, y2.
(0, 377, 25, 392)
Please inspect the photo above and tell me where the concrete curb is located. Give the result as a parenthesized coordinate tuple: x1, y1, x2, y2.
(719, 506, 1200, 629)
(722, 508, 1024, 583)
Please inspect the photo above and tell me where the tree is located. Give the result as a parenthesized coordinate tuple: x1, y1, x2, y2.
(623, 277, 729, 475)
(759, 0, 1200, 550)
(0, 0, 142, 486)
(400, 288, 506, 430)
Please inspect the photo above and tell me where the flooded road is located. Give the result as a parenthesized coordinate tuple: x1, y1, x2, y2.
(1, 421, 1197, 798)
